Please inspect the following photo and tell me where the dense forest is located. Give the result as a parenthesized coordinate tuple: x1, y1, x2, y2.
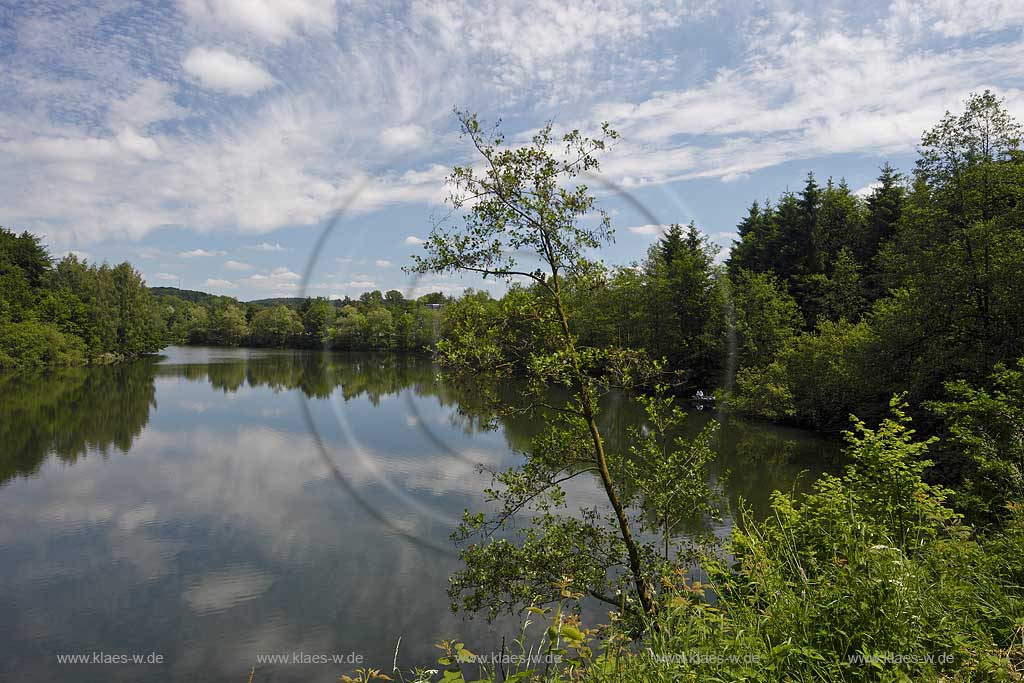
(154, 287, 444, 351)
(0, 230, 164, 367)
(394, 96, 1024, 682)
(0, 232, 446, 365)
(434, 91, 1024, 437)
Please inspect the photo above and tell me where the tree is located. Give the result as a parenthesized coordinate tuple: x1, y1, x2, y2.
(820, 246, 867, 322)
(110, 263, 163, 355)
(249, 305, 302, 347)
(0, 320, 86, 367)
(730, 269, 803, 369)
(412, 112, 719, 623)
(817, 177, 866, 267)
(207, 302, 248, 346)
(626, 383, 722, 560)
(928, 359, 1024, 527)
(359, 290, 384, 307)
(300, 297, 334, 347)
(646, 222, 725, 386)
(0, 228, 51, 288)
(418, 291, 447, 306)
(861, 163, 904, 293)
(884, 92, 1024, 391)
(363, 307, 394, 349)
(332, 306, 365, 349)
(0, 230, 165, 364)
(728, 200, 776, 275)
(394, 311, 415, 350)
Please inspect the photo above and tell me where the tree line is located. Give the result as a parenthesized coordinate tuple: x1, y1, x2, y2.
(0, 231, 164, 367)
(0, 228, 449, 366)
(4, 91, 1021, 446)
(480, 90, 1021, 437)
(156, 288, 445, 351)
(724, 91, 1024, 436)
(389, 95, 1024, 682)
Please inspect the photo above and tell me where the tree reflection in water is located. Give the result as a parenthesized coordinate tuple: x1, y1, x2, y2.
(1, 349, 842, 525)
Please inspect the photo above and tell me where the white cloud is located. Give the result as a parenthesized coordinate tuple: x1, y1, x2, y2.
(245, 242, 288, 252)
(626, 224, 668, 236)
(269, 266, 300, 279)
(242, 267, 302, 294)
(2, 130, 161, 163)
(410, 0, 714, 95)
(204, 278, 238, 289)
(594, 18, 1024, 186)
(115, 128, 162, 160)
(178, 249, 227, 258)
(4, 0, 1024, 252)
(403, 235, 425, 245)
(379, 124, 426, 150)
(182, 48, 275, 95)
(108, 79, 187, 129)
(854, 181, 881, 198)
(887, 0, 1024, 39)
(154, 272, 179, 282)
(375, 259, 393, 268)
(224, 259, 253, 271)
(132, 248, 169, 260)
(0, 0, 696, 247)
(178, 0, 337, 44)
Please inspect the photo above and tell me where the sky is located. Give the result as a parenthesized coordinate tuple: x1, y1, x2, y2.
(1, 0, 1023, 301)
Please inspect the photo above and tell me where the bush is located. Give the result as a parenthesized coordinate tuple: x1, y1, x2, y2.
(730, 319, 883, 430)
(0, 321, 86, 367)
(580, 399, 1024, 682)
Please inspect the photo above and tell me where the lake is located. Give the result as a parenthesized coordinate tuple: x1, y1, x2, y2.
(0, 347, 841, 682)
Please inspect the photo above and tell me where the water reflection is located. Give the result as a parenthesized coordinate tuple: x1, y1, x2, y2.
(0, 347, 841, 682)
(0, 362, 158, 485)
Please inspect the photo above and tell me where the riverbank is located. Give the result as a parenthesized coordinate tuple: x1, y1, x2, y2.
(345, 398, 1024, 682)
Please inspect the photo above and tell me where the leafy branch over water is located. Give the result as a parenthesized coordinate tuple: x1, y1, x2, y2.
(411, 112, 722, 624)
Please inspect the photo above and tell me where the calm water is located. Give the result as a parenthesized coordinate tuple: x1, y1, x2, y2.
(0, 347, 841, 682)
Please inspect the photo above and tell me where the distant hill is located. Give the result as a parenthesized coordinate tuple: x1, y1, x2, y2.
(246, 297, 313, 308)
(149, 286, 224, 304)
(149, 288, 353, 308)
(149, 287, 446, 308)
(150, 288, 326, 307)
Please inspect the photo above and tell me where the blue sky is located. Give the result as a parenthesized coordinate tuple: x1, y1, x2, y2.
(1, 0, 1022, 301)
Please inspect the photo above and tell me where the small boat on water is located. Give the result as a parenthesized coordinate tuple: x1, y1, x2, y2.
(692, 390, 716, 410)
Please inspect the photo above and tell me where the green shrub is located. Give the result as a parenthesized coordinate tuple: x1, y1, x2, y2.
(0, 320, 87, 367)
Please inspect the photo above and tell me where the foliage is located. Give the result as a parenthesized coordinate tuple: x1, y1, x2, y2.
(153, 287, 444, 352)
(731, 318, 881, 430)
(248, 305, 303, 347)
(0, 229, 164, 367)
(729, 268, 803, 369)
(929, 359, 1024, 527)
(726, 91, 1024, 439)
(412, 111, 723, 624)
(346, 404, 1024, 683)
(624, 382, 723, 561)
(0, 320, 87, 367)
